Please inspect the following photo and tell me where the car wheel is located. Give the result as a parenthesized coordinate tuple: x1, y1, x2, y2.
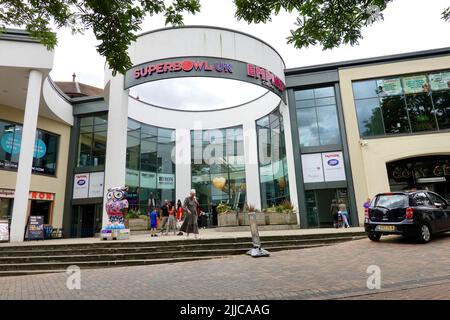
(418, 224, 431, 243)
(368, 233, 381, 241)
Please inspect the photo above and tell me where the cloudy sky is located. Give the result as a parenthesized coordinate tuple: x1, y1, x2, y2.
(49, 0, 450, 109)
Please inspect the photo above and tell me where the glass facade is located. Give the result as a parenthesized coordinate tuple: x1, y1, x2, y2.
(295, 87, 340, 147)
(126, 119, 175, 213)
(191, 126, 246, 213)
(77, 114, 108, 167)
(353, 70, 450, 137)
(0, 119, 59, 175)
(256, 109, 290, 209)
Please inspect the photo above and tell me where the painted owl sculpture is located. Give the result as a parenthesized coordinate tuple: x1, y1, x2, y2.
(105, 186, 129, 230)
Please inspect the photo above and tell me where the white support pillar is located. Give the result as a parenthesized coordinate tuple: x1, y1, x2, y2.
(242, 121, 262, 211)
(175, 128, 191, 203)
(10, 70, 43, 242)
(102, 75, 129, 228)
(280, 102, 300, 225)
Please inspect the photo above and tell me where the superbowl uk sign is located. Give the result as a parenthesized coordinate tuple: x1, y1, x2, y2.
(124, 57, 286, 102)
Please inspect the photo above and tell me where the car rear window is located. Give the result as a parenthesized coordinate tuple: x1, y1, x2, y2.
(374, 194, 409, 209)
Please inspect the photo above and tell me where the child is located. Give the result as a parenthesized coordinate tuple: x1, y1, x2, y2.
(150, 208, 158, 237)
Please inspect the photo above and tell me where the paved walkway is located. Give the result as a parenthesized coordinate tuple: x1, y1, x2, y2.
(0, 227, 364, 247)
(0, 232, 449, 300)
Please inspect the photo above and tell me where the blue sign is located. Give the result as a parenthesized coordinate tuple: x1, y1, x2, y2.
(77, 179, 87, 186)
(0, 133, 47, 159)
(327, 159, 339, 166)
(1, 133, 21, 154)
(33, 139, 47, 159)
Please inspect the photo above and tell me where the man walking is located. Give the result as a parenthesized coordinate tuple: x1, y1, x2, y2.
(159, 200, 170, 235)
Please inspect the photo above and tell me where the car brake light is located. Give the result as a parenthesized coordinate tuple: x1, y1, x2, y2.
(406, 207, 414, 219)
(364, 208, 369, 218)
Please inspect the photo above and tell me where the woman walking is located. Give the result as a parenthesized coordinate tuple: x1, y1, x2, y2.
(180, 189, 200, 239)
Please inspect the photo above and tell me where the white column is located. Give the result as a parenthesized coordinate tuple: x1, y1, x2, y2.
(102, 75, 129, 228)
(242, 121, 262, 210)
(10, 70, 43, 242)
(280, 102, 300, 225)
(175, 128, 191, 203)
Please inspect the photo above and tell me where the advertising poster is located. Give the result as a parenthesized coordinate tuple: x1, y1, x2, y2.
(73, 173, 89, 199)
(322, 152, 346, 182)
(301, 153, 324, 183)
(157, 173, 175, 189)
(402, 75, 429, 94)
(88, 172, 104, 198)
(376, 78, 402, 96)
(26, 216, 44, 240)
(0, 221, 9, 242)
(429, 72, 450, 91)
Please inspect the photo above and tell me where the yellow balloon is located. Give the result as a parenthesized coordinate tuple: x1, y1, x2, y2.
(212, 176, 226, 190)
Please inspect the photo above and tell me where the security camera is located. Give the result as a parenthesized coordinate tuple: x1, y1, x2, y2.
(359, 140, 368, 147)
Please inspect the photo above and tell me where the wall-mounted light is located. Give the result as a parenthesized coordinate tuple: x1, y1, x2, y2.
(359, 140, 368, 147)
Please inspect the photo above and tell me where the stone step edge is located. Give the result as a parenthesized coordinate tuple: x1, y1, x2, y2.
(0, 244, 330, 270)
(0, 235, 364, 254)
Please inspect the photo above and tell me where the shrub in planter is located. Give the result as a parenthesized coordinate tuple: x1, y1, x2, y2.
(217, 203, 238, 227)
(125, 209, 148, 230)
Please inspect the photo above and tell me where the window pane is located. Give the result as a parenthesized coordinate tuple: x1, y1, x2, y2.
(355, 98, 385, 137)
(295, 99, 315, 109)
(353, 80, 378, 99)
(295, 89, 314, 100)
(297, 108, 319, 147)
(92, 131, 107, 166)
(314, 87, 334, 98)
(433, 90, 450, 130)
(80, 117, 93, 127)
(315, 97, 336, 106)
(317, 105, 340, 145)
(78, 133, 93, 166)
(406, 93, 437, 132)
(380, 96, 410, 134)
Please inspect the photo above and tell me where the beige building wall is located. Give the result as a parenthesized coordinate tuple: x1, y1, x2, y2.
(0, 104, 71, 228)
(339, 55, 450, 226)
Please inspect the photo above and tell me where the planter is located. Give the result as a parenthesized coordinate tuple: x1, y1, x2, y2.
(218, 212, 239, 227)
(268, 212, 297, 225)
(238, 212, 249, 226)
(127, 218, 148, 230)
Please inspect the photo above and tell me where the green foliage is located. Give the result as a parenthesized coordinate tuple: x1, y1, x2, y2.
(0, 0, 200, 75)
(216, 203, 232, 214)
(243, 203, 256, 213)
(125, 208, 142, 219)
(264, 200, 295, 214)
(1, 1, 448, 75)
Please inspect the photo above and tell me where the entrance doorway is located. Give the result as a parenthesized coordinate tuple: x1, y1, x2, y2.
(71, 204, 102, 238)
(29, 200, 52, 224)
(387, 156, 450, 201)
(305, 188, 349, 228)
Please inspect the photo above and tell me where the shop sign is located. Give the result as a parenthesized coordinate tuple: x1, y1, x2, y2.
(140, 171, 157, 188)
(30, 192, 54, 201)
(390, 162, 450, 182)
(402, 75, 429, 94)
(0, 189, 54, 200)
(73, 173, 89, 199)
(125, 169, 139, 187)
(322, 152, 346, 182)
(88, 172, 104, 198)
(26, 216, 44, 240)
(157, 173, 175, 189)
(376, 78, 402, 96)
(0, 221, 9, 241)
(125, 56, 286, 102)
(429, 72, 450, 91)
(301, 153, 324, 183)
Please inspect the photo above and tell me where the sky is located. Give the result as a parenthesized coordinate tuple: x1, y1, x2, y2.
(48, 0, 450, 109)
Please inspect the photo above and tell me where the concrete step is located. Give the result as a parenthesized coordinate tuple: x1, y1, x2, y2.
(0, 236, 363, 257)
(0, 231, 365, 252)
(0, 244, 330, 272)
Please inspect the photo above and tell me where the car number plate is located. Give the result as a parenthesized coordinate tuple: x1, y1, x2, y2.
(376, 225, 396, 232)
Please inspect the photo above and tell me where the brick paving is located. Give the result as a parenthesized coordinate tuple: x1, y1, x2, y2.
(0, 232, 449, 300)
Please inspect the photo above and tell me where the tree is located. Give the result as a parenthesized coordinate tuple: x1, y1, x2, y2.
(0, 0, 201, 75)
(0, 1, 449, 75)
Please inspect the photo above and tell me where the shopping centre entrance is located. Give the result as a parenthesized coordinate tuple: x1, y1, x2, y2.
(387, 155, 450, 200)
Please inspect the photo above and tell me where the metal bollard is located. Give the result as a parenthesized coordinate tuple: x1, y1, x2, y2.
(246, 212, 269, 257)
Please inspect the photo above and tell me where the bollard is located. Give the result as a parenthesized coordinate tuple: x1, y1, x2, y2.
(246, 212, 269, 257)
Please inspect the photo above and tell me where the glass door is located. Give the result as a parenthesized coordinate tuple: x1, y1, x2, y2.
(305, 190, 319, 228)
